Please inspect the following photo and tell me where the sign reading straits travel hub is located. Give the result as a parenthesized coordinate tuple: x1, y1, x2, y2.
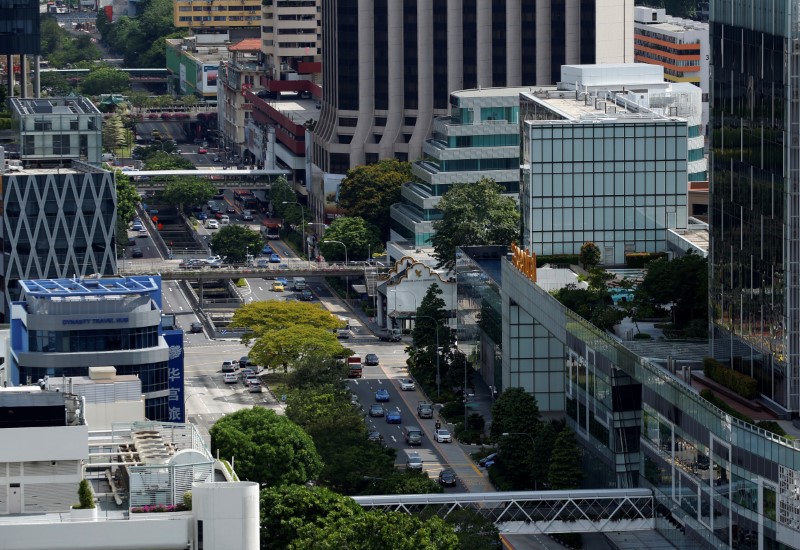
(62, 317, 130, 325)
(163, 330, 186, 423)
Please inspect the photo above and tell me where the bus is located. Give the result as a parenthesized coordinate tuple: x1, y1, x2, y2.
(261, 218, 281, 240)
(233, 189, 259, 209)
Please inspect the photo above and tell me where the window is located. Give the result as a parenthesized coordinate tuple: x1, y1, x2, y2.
(52, 135, 70, 155)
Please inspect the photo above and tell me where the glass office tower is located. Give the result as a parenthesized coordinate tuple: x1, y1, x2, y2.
(709, 1, 800, 414)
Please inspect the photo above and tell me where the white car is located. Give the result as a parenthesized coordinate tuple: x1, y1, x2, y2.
(399, 378, 416, 391)
(406, 452, 423, 470)
(222, 373, 237, 384)
(206, 220, 219, 229)
(434, 428, 452, 443)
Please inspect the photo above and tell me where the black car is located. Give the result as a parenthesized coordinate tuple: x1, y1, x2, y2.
(127, 237, 136, 246)
(479, 453, 498, 468)
(438, 469, 457, 487)
(368, 404, 385, 417)
(189, 321, 203, 334)
(239, 356, 254, 368)
(131, 247, 143, 258)
(367, 431, 384, 444)
(364, 354, 380, 366)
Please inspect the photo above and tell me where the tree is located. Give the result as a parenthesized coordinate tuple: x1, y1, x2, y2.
(551, 284, 625, 332)
(162, 177, 217, 212)
(286, 355, 349, 390)
(366, 470, 443, 496)
(115, 171, 140, 251)
(103, 115, 125, 153)
(635, 252, 708, 329)
(531, 421, 560, 489)
(76, 478, 96, 509)
(250, 324, 349, 372)
(409, 283, 454, 389)
(438, 508, 500, 550)
(40, 72, 73, 96)
(259, 485, 362, 550)
(140, 151, 195, 170)
(490, 388, 542, 489)
(291, 510, 459, 550)
(80, 67, 131, 96)
(547, 427, 583, 490)
(209, 407, 322, 487)
(208, 224, 263, 264)
(230, 301, 343, 343)
(270, 176, 296, 217)
(579, 241, 601, 271)
(431, 178, 519, 270)
(337, 158, 413, 241)
(319, 216, 380, 262)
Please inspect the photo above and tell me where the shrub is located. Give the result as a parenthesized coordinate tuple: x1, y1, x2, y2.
(625, 251, 668, 268)
(183, 491, 192, 510)
(76, 479, 95, 509)
(756, 421, 790, 438)
(699, 389, 753, 424)
(703, 358, 758, 398)
(633, 332, 652, 340)
(130, 504, 188, 513)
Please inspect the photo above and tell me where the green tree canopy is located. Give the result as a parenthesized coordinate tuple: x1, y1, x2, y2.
(230, 301, 344, 343)
(440, 508, 500, 550)
(337, 159, 413, 241)
(209, 407, 322, 487)
(40, 16, 102, 68)
(366, 470, 443, 496)
(291, 510, 459, 550)
(97, 0, 183, 68)
(162, 177, 216, 211)
(114, 171, 140, 251)
(319, 216, 381, 262)
(490, 388, 542, 489)
(250, 324, 348, 372)
(209, 224, 263, 264)
(431, 178, 520, 270)
(635, 252, 708, 328)
(579, 241, 601, 270)
(140, 150, 195, 170)
(79, 67, 131, 96)
(409, 283, 454, 391)
(547, 427, 583, 490)
(259, 485, 362, 550)
(286, 355, 349, 390)
(551, 284, 625, 332)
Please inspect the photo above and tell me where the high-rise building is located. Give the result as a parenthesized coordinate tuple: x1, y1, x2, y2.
(173, 0, 261, 30)
(709, 0, 799, 415)
(311, 0, 634, 200)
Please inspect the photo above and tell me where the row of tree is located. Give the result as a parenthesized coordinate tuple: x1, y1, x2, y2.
(211, 300, 498, 548)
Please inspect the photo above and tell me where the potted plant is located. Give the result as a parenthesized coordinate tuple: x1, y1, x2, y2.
(70, 479, 98, 521)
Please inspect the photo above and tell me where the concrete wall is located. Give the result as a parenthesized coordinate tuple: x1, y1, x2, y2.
(0, 425, 89, 463)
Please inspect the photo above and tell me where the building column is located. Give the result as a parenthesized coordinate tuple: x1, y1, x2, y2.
(447, 0, 463, 96)
(535, 0, 551, 85)
(34, 55, 41, 98)
(564, 0, 580, 65)
(350, 0, 375, 167)
(378, 0, 404, 159)
(19, 55, 26, 98)
(506, 0, 522, 86)
(6, 55, 14, 98)
(476, 0, 492, 88)
(408, 0, 433, 157)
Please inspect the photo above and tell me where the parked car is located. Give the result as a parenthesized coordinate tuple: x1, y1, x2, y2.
(364, 354, 380, 366)
(269, 253, 281, 263)
(385, 410, 401, 424)
(248, 381, 262, 393)
(375, 388, 390, 402)
(368, 404, 385, 417)
(241, 210, 254, 221)
(479, 453, 498, 468)
(272, 281, 285, 292)
(222, 372, 238, 384)
(406, 452, 423, 470)
(399, 378, 416, 391)
(131, 247, 143, 258)
(434, 428, 452, 443)
(438, 468, 457, 487)
(221, 360, 238, 373)
(206, 220, 219, 229)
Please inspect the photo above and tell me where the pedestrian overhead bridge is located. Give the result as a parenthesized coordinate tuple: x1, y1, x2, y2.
(119, 259, 372, 281)
(352, 489, 655, 535)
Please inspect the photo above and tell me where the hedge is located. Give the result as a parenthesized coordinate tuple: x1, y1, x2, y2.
(699, 390, 790, 438)
(703, 358, 758, 399)
(536, 254, 580, 268)
(625, 251, 668, 268)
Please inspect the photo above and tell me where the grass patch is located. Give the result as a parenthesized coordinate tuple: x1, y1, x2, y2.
(219, 459, 239, 481)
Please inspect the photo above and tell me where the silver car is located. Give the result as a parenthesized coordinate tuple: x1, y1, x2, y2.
(406, 452, 423, 470)
(399, 378, 415, 391)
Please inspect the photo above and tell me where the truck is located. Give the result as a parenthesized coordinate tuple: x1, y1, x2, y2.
(347, 356, 362, 378)
(293, 277, 306, 291)
(377, 328, 402, 342)
(417, 401, 434, 419)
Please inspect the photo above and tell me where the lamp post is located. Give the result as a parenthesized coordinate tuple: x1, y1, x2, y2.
(501, 432, 538, 490)
(307, 222, 326, 261)
(282, 200, 306, 260)
(184, 391, 207, 417)
(415, 314, 443, 398)
(323, 239, 348, 298)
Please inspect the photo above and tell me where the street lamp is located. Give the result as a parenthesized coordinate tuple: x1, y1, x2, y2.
(324, 239, 348, 298)
(501, 432, 538, 490)
(282, 200, 306, 260)
(184, 391, 207, 417)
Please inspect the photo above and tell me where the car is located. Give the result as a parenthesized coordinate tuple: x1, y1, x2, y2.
(138, 228, 148, 237)
(243, 374, 258, 387)
(434, 428, 452, 443)
(240, 368, 256, 380)
(399, 378, 415, 391)
(189, 321, 203, 333)
(131, 223, 143, 232)
(213, 155, 221, 162)
(215, 212, 225, 220)
(198, 212, 208, 221)
(386, 410, 401, 424)
(368, 404, 385, 417)
(206, 259, 224, 268)
(364, 354, 379, 366)
(210, 205, 221, 214)
(221, 360, 238, 373)
(350, 393, 360, 406)
(374, 388, 390, 402)
(255, 259, 270, 268)
(438, 468, 457, 487)
(276, 277, 289, 286)
(222, 372, 238, 384)
(269, 253, 281, 263)
(299, 289, 313, 301)
(241, 210, 254, 221)
(367, 431, 384, 444)
(406, 452, 423, 470)
(272, 281, 285, 292)
(479, 453, 498, 468)
(262, 244, 274, 255)
(131, 247, 143, 258)
(226, 205, 236, 214)
(247, 381, 262, 393)
(206, 220, 219, 229)
(198, 147, 208, 154)
(127, 237, 136, 246)
(239, 356, 254, 368)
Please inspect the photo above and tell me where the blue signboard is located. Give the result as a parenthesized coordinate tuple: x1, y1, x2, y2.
(162, 329, 185, 422)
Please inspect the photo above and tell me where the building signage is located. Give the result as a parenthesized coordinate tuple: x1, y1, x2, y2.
(62, 317, 129, 325)
(163, 330, 185, 423)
